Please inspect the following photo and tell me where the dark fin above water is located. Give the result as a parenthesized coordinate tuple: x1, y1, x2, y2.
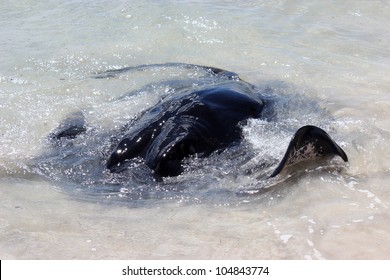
(49, 111, 87, 141)
(270, 125, 348, 177)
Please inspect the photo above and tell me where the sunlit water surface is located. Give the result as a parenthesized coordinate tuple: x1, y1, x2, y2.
(1, 0, 390, 259)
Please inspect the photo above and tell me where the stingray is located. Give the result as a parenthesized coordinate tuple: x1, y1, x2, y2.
(51, 63, 348, 179)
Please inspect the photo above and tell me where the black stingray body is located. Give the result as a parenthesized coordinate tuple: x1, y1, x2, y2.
(51, 63, 348, 180)
(107, 81, 264, 176)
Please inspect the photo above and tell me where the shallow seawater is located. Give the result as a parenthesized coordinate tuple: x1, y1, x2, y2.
(1, 0, 390, 259)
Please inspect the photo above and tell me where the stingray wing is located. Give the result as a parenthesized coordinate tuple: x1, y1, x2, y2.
(270, 125, 348, 177)
(49, 111, 87, 141)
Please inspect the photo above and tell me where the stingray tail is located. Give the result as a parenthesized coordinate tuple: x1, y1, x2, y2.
(270, 125, 348, 177)
(93, 62, 239, 80)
